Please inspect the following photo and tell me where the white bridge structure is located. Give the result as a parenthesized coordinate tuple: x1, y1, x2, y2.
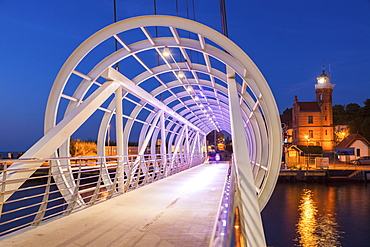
(0, 16, 281, 246)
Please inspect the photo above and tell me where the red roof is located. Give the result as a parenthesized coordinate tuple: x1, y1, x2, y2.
(336, 134, 370, 148)
(298, 102, 321, 112)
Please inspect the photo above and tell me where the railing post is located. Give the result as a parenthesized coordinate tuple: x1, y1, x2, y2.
(64, 160, 83, 215)
(88, 160, 103, 206)
(32, 161, 52, 226)
(0, 162, 8, 216)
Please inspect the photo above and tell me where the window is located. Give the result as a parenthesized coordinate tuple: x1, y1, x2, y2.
(308, 116, 313, 124)
(319, 94, 323, 101)
(357, 149, 361, 157)
(324, 115, 327, 121)
(309, 130, 313, 138)
(325, 130, 328, 135)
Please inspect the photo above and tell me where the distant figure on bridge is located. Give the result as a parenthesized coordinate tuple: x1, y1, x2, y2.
(8, 152, 12, 159)
(208, 147, 217, 162)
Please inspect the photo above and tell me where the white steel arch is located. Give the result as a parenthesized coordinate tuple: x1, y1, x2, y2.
(3, 15, 281, 246)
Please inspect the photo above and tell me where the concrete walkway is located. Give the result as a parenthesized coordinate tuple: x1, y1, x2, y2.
(0, 162, 229, 247)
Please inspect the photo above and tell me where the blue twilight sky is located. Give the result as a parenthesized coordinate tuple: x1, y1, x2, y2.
(0, 0, 369, 152)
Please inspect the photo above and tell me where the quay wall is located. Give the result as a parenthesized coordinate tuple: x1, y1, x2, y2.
(278, 169, 370, 182)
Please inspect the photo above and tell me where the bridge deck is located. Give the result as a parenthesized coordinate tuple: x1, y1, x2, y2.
(1, 162, 229, 247)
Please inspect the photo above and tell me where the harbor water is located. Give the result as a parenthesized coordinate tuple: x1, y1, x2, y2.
(262, 182, 370, 247)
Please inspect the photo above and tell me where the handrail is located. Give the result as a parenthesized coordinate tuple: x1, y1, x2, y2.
(209, 160, 247, 247)
(0, 153, 205, 237)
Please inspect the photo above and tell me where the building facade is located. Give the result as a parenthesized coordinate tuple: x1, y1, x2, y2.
(336, 134, 370, 162)
(292, 70, 335, 153)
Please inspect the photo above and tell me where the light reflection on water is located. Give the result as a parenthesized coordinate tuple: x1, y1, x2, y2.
(294, 189, 342, 247)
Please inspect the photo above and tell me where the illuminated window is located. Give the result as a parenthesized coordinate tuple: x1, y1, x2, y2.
(308, 116, 313, 124)
(309, 130, 313, 138)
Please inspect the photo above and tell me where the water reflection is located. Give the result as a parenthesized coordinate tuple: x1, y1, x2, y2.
(295, 189, 342, 246)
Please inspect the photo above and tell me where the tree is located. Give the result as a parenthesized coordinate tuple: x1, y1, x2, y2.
(70, 139, 97, 157)
(345, 103, 362, 134)
(361, 117, 370, 142)
(362, 99, 370, 117)
(334, 128, 349, 146)
(332, 104, 346, 125)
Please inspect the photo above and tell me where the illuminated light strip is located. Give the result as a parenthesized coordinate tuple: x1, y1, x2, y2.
(203, 53, 212, 73)
(93, 81, 102, 86)
(191, 70, 201, 84)
(198, 34, 205, 50)
(253, 162, 268, 171)
(210, 75, 216, 87)
(132, 53, 154, 74)
(97, 106, 113, 113)
(72, 70, 92, 81)
(252, 101, 260, 112)
(243, 68, 250, 79)
(169, 27, 181, 45)
(180, 47, 191, 64)
(61, 94, 78, 102)
(140, 27, 155, 46)
(241, 81, 248, 94)
(153, 74, 169, 88)
(113, 34, 132, 52)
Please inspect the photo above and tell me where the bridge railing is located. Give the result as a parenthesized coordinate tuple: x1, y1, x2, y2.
(209, 160, 247, 247)
(0, 153, 205, 237)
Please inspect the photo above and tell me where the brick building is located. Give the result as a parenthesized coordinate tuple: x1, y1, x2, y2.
(292, 70, 335, 153)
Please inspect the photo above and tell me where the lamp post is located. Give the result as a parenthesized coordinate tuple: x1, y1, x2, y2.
(304, 135, 310, 170)
(107, 124, 111, 156)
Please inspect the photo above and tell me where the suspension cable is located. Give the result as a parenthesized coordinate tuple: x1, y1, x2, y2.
(113, 0, 120, 71)
(186, 0, 190, 19)
(176, 0, 179, 16)
(219, 0, 228, 37)
(192, 0, 196, 21)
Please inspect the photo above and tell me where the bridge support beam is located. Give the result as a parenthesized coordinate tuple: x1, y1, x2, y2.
(1, 80, 121, 202)
(160, 111, 167, 171)
(227, 66, 266, 246)
(115, 86, 125, 192)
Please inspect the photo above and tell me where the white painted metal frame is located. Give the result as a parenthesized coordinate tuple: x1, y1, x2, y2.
(2, 15, 282, 245)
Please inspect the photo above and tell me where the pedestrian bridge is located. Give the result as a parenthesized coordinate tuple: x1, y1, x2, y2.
(0, 15, 281, 246)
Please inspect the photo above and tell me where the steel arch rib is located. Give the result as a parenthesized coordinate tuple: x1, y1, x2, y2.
(0, 15, 283, 244)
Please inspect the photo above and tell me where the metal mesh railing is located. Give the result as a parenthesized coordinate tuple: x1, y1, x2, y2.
(0, 153, 205, 236)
